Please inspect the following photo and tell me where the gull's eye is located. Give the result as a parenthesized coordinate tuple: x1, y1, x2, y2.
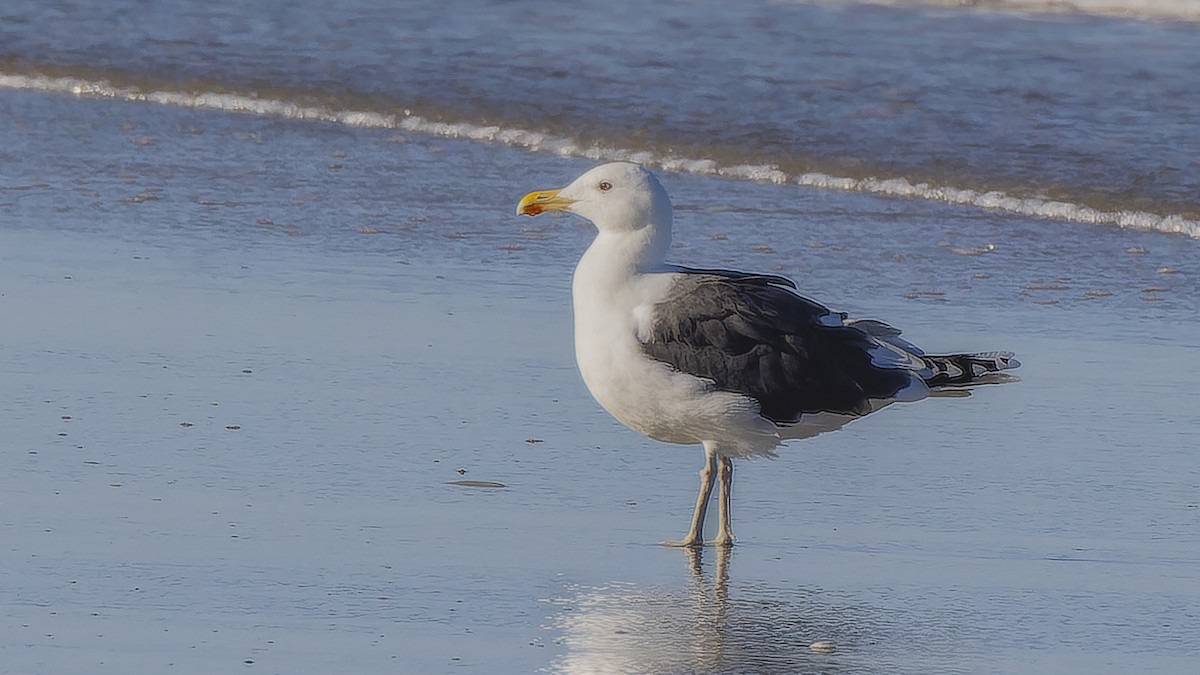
(598, 180, 612, 192)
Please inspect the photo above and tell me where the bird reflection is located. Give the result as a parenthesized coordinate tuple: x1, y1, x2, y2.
(549, 547, 877, 674)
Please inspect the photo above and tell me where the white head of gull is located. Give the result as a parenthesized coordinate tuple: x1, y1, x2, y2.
(518, 161, 1019, 547)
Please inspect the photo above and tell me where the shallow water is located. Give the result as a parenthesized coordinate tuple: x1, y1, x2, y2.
(3, 81, 1199, 673)
(2, 0, 1199, 234)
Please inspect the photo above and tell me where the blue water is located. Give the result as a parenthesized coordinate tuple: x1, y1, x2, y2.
(2, 0, 1199, 233)
(2, 1, 1199, 673)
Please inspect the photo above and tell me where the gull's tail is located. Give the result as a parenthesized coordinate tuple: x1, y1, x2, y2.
(849, 318, 1021, 389)
(919, 351, 1021, 387)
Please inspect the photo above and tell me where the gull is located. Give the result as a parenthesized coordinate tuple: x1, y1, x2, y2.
(517, 162, 1019, 547)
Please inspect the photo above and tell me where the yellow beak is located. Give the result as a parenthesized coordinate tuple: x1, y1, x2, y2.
(516, 188, 575, 216)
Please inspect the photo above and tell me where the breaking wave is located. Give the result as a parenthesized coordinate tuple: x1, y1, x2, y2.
(3, 70, 1196, 239)
(813, 0, 1200, 22)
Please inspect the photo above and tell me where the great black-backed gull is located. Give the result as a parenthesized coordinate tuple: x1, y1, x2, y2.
(517, 162, 1019, 547)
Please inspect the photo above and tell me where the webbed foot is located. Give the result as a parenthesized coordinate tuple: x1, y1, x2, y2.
(658, 537, 704, 548)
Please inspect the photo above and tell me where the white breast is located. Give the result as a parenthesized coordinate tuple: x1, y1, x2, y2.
(572, 251, 691, 443)
(571, 240, 780, 455)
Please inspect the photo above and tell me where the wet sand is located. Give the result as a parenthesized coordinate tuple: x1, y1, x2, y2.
(3, 87, 1199, 673)
(4, 225, 1198, 673)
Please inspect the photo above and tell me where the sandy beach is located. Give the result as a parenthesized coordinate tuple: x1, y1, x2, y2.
(5, 207, 1198, 674)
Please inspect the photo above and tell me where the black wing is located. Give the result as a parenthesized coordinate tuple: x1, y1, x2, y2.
(639, 273, 913, 424)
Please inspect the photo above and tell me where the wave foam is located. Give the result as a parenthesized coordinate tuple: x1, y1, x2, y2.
(814, 0, 1200, 22)
(3, 71, 1196, 239)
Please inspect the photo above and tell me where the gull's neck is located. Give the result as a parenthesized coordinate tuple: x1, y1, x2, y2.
(583, 217, 672, 279)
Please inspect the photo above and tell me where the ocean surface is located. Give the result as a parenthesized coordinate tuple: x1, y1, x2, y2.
(2, 1, 1199, 673)
(4, 0, 1200, 235)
